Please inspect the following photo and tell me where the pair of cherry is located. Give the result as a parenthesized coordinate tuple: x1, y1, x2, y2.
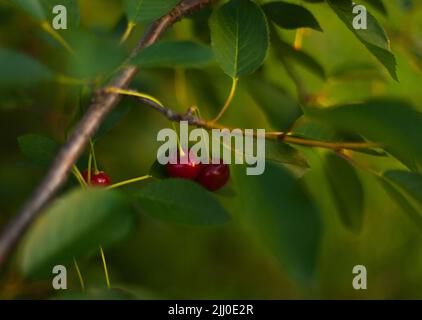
(166, 150, 230, 191)
(81, 150, 230, 191)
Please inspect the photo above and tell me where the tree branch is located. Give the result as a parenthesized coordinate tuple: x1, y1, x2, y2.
(0, 0, 216, 271)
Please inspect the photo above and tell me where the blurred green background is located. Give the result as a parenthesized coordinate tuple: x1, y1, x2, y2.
(1, 0, 422, 299)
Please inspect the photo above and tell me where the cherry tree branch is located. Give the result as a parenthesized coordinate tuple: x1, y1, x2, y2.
(0, 0, 216, 271)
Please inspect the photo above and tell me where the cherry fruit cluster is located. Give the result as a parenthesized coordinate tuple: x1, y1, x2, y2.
(166, 149, 230, 191)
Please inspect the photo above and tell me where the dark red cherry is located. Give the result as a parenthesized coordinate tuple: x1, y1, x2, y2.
(82, 170, 112, 187)
(166, 149, 201, 180)
(196, 160, 230, 191)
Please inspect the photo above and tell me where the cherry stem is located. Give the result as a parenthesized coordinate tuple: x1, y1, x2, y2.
(99, 246, 111, 289)
(198, 119, 380, 150)
(72, 165, 87, 187)
(212, 77, 238, 123)
(105, 87, 164, 107)
(87, 153, 92, 184)
(171, 121, 185, 156)
(89, 140, 99, 174)
(73, 258, 85, 291)
(294, 28, 305, 50)
(120, 21, 136, 44)
(192, 106, 209, 160)
(106, 175, 152, 190)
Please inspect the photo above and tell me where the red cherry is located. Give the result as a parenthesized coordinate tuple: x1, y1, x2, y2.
(82, 170, 112, 187)
(166, 149, 201, 180)
(196, 159, 230, 191)
(82, 169, 89, 182)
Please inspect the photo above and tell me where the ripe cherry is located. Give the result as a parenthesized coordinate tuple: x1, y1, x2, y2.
(196, 159, 230, 191)
(82, 170, 112, 187)
(166, 149, 201, 180)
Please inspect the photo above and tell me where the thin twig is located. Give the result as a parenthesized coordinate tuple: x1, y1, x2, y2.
(129, 92, 379, 150)
(0, 0, 216, 271)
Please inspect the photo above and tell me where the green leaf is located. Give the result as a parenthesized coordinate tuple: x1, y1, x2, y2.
(292, 119, 380, 156)
(266, 142, 309, 169)
(330, 62, 386, 81)
(41, 0, 80, 28)
(381, 171, 422, 229)
(265, 142, 310, 177)
(65, 30, 127, 80)
(396, 0, 413, 11)
(123, 0, 179, 24)
(262, 1, 322, 31)
(18, 134, 59, 166)
(0, 48, 54, 86)
(132, 41, 214, 69)
(291, 116, 343, 142)
(246, 78, 302, 131)
(324, 153, 364, 233)
(233, 162, 322, 285)
(136, 179, 230, 226)
(327, 0, 397, 80)
(292, 117, 373, 155)
(361, 0, 387, 15)
(210, 0, 269, 78)
(149, 160, 168, 179)
(207, 128, 309, 176)
(270, 32, 326, 80)
(94, 102, 132, 139)
(306, 99, 422, 172)
(20, 188, 135, 277)
(11, 0, 46, 20)
(383, 171, 422, 207)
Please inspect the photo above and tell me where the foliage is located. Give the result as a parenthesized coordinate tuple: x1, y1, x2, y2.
(1, 0, 422, 299)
